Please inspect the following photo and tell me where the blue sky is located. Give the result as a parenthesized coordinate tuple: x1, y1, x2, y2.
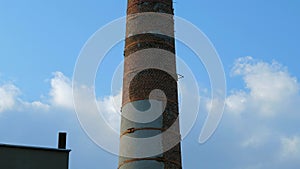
(1, 1, 300, 169)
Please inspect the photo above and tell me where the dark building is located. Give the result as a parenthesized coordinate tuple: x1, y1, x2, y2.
(0, 133, 70, 169)
(119, 0, 182, 169)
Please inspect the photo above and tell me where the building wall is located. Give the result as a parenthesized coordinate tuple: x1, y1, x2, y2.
(0, 145, 70, 169)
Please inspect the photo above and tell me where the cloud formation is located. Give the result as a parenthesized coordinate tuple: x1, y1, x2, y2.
(0, 84, 20, 112)
(49, 71, 122, 130)
(0, 57, 299, 169)
(49, 72, 74, 110)
(226, 56, 299, 117)
(280, 135, 300, 159)
(0, 83, 49, 113)
(0, 71, 122, 135)
(220, 56, 300, 168)
(97, 91, 122, 132)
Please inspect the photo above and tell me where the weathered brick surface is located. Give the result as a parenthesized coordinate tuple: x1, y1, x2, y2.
(119, 0, 182, 168)
(125, 33, 175, 57)
(123, 69, 182, 168)
(127, 0, 174, 14)
(128, 68, 177, 102)
(163, 144, 182, 168)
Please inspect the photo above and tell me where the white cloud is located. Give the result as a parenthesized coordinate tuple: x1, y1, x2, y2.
(97, 91, 122, 132)
(241, 128, 271, 148)
(21, 100, 50, 111)
(49, 72, 74, 110)
(48, 71, 122, 130)
(0, 72, 73, 112)
(280, 135, 300, 159)
(0, 83, 50, 113)
(0, 84, 20, 112)
(226, 91, 247, 115)
(226, 56, 300, 117)
(0, 71, 122, 133)
(223, 57, 300, 168)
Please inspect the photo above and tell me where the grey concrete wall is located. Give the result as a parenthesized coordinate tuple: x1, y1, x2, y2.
(0, 145, 70, 169)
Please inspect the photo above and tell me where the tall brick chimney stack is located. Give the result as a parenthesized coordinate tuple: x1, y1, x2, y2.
(118, 0, 182, 168)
